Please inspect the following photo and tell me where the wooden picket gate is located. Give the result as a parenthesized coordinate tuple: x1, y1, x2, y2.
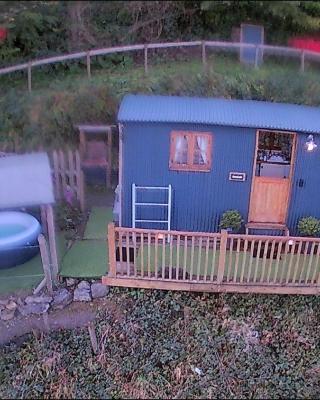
(103, 223, 320, 295)
(50, 149, 85, 211)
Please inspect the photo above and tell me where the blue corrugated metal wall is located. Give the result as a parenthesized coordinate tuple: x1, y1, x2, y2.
(121, 123, 320, 235)
(122, 122, 256, 232)
(288, 134, 320, 235)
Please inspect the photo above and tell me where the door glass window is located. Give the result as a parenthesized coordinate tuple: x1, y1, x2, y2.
(255, 131, 294, 178)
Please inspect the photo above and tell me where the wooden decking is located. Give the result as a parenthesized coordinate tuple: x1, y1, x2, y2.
(103, 224, 320, 295)
(245, 222, 289, 235)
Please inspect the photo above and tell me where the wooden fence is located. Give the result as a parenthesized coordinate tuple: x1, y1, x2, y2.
(103, 224, 320, 295)
(50, 149, 85, 211)
(1, 40, 319, 91)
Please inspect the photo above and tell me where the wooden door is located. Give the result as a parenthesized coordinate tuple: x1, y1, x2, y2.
(249, 177, 290, 223)
(248, 130, 296, 224)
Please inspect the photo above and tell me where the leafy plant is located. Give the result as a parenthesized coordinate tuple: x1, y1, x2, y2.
(219, 209, 243, 232)
(297, 216, 320, 237)
(1, 289, 320, 398)
(56, 202, 84, 240)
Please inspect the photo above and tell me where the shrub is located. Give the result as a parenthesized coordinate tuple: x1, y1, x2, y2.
(219, 210, 243, 232)
(297, 216, 320, 237)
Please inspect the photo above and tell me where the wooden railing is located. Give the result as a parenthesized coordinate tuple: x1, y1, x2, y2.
(50, 149, 85, 211)
(1, 40, 319, 92)
(103, 224, 320, 295)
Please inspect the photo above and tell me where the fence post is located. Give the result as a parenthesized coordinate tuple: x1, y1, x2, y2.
(217, 229, 228, 283)
(38, 234, 53, 294)
(27, 62, 32, 92)
(300, 50, 305, 73)
(201, 41, 207, 72)
(87, 322, 99, 354)
(40, 205, 48, 237)
(52, 150, 61, 199)
(86, 52, 91, 78)
(144, 44, 148, 74)
(254, 45, 259, 68)
(75, 150, 85, 212)
(108, 223, 117, 277)
(316, 262, 320, 286)
(46, 205, 59, 281)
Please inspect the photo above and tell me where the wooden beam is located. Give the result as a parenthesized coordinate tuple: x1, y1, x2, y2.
(300, 50, 305, 73)
(201, 41, 207, 72)
(2, 40, 320, 79)
(46, 205, 59, 280)
(40, 205, 48, 237)
(254, 45, 259, 68)
(27, 62, 32, 92)
(75, 149, 85, 212)
(144, 44, 148, 74)
(75, 124, 117, 133)
(102, 276, 320, 295)
(108, 223, 117, 277)
(107, 126, 112, 188)
(38, 234, 53, 294)
(87, 322, 98, 354)
(33, 278, 47, 295)
(217, 229, 228, 283)
(86, 52, 91, 79)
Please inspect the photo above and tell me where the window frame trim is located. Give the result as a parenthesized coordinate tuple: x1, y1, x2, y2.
(169, 131, 213, 172)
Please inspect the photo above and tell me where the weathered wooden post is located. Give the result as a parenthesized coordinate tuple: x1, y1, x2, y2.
(144, 44, 149, 74)
(40, 205, 48, 237)
(75, 150, 85, 212)
(254, 45, 259, 68)
(88, 322, 99, 354)
(217, 229, 228, 284)
(108, 223, 117, 277)
(201, 41, 207, 72)
(46, 205, 59, 281)
(300, 50, 305, 73)
(27, 62, 32, 92)
(86, 52, 91, 79)
(38, 234, 53, 294)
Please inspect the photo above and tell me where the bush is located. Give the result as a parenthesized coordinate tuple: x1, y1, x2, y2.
(219, 210, 243, 233)
(297, 216, 320, 237)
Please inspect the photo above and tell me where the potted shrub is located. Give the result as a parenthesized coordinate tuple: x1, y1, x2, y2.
(219, 210, 243, 233)
(297, 216, 320, 254)
(297, 216, 320, 237)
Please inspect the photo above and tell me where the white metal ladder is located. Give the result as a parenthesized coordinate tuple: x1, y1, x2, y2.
(132, 183, 172, 230)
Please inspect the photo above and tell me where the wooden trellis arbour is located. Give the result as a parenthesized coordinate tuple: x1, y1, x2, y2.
(76, 124, 116, 189)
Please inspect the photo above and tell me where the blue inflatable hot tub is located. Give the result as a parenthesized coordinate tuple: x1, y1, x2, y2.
(0, 211, 41, 269)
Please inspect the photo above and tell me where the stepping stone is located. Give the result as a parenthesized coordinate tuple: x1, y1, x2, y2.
(18, 303, 49, 316)
(91, 282, 109, 299)
(73, 288, 91, 302)
(1, 308, 15, 321)
(51, 288, 73, 310)
(25, 295, 53, 304)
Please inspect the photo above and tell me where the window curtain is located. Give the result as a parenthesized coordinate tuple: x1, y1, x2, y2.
(174, 135, 188, 163)
(196, 136, 208, 164)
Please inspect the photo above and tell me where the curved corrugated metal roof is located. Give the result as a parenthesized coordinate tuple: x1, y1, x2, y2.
(118, 94, 320, 134)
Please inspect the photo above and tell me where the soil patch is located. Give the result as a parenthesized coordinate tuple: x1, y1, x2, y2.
(0, 298, 121, 346)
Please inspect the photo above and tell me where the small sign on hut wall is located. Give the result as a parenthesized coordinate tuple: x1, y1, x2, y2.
(229, 172, 246, 182)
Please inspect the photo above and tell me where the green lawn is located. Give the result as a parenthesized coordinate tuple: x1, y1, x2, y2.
(59, 239, 108, 278)
(59, 206, 112, 279)
(83, 206, 113, 240)
(135, 244, 319, 284)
